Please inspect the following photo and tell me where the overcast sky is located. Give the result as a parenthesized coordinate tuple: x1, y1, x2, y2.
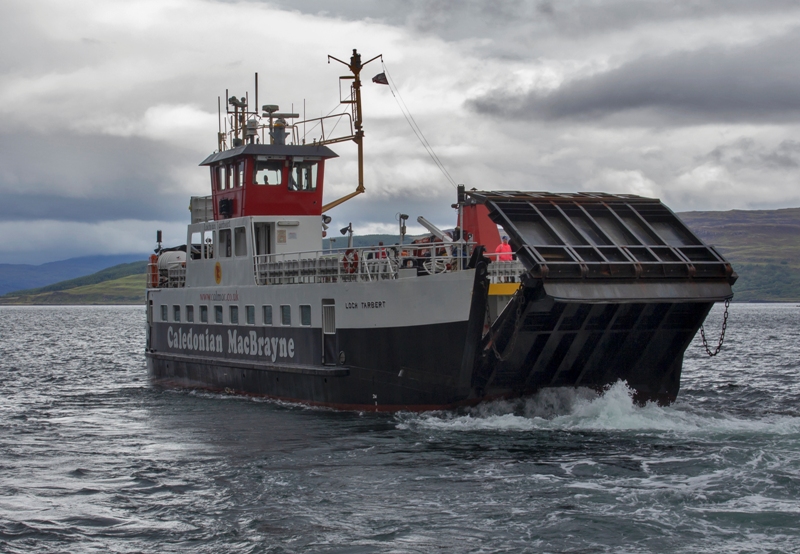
(2, 0, 799, 264)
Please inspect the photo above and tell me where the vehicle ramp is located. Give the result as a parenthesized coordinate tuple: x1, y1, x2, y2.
(465, 191, 736, 404)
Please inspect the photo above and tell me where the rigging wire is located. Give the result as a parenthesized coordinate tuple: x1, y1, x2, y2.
(381, 61, 458, 189)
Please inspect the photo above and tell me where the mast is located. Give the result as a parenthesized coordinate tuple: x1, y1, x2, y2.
(322, 49, 382, 213)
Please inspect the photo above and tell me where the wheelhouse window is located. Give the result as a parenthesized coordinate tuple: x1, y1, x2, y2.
(237, 161, 245, 188)
(161, 305, 168, 321)
(219, 228, 232, 257)
(300, 305, 311, 326)
(200, 305, 208, 323)
(213, 165, 223, 191)
(245, 305, 255, 325)
(214, 305, 223, 324)
(234, 226, 247, 256)
(263, 305, 273, 325)
(225, 164, 233, 189)
(280, 305, 291, 326)
(173, 305, 181, 322)
(186, 305, 194, 323)
(230, 305, 239, 325)
(254, 159, 283, 186)
(289, 160, 318, 191)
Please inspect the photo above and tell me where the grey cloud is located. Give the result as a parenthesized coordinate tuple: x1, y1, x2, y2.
(239, 0, 800, 44)
(706, 138, 800, 170)
(469, 29, 800, 124)
(0, 131, 201, 222)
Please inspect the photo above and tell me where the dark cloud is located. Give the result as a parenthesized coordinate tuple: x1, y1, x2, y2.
(469, 29, 800, 124)
(240, 0, 800, 44)
(0, 131, 203, 222)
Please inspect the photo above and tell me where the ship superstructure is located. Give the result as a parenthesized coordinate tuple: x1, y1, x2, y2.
(145, 51, 736, 410)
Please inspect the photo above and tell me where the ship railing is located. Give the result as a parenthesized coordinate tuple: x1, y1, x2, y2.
(290, 113, 355, 146)
(254, 241, 476, 285)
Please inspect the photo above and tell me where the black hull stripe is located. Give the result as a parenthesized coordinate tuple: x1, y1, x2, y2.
(147, 352, 349, 376)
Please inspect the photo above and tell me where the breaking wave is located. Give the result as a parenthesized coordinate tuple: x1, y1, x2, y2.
(396, 381, 800, 435)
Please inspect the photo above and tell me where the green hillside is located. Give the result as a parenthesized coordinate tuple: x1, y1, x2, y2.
(677, 208, 800, 302)
(0, 273, 146, 305)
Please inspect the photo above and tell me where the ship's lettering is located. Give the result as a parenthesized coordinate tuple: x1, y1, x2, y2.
(199, 291, 239, 302)
(346, 300, 385, 309)
(212, 328, 294, 361)
(168, 326, 222, 353)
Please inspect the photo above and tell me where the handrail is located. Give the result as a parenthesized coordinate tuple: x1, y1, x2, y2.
(253, 241, 478, 285)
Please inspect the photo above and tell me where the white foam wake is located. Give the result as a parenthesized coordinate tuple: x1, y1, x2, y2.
(396, 381, 800, 436)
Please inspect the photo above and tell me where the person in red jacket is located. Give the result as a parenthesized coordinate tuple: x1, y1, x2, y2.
(494, 236, 513, 261)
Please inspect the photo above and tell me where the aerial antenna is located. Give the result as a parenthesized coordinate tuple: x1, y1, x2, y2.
(321, 49, 382, 213)
(217, 96, 223, 151)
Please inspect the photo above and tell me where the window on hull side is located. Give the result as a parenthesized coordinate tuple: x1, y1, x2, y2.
(300, 305, 311, 326)
(186, 305, 194, 323)
(200, 305, 208, 323)
(280, 305, 291, 326)
(234, 226, 247, 256)
(190, 232, 202, 260)
(203, 230, 215, 259)
(219, 228, 232, 258)
(246, 305, 255, 325)
(214, 305, 223, 324)
(263, 305, 273, 325)
(161, 305, 168, 321)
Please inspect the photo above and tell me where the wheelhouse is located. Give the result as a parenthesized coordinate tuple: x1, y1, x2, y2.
(200, 144, 338, 219)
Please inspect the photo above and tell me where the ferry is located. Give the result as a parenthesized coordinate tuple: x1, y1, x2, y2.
(145, 50, 737, 410)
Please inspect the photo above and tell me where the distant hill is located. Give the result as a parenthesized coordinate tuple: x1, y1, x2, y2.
(0, 273, 145, 305)
(0, 208, 799, 304)
(677, 208, 800, 302)
(0, 254, 147, 296)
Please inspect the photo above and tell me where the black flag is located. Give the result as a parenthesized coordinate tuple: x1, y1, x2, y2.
(372, 72, 389, 85)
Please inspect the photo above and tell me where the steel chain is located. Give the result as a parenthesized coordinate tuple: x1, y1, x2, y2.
(700, 298, 730, 357)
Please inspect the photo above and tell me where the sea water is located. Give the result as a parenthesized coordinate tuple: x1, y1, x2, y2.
(0, 304, 799, 553)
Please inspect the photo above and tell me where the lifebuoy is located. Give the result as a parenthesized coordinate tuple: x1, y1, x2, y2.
(342, 248, 359, 273)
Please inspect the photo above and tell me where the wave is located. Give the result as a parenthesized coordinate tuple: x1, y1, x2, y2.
(396, 381, 800, 435)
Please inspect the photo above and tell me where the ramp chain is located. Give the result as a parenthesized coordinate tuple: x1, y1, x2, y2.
(700, 298, 730, 357)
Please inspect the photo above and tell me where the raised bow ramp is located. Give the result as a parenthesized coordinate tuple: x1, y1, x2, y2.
(466, 191, 736, 404)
